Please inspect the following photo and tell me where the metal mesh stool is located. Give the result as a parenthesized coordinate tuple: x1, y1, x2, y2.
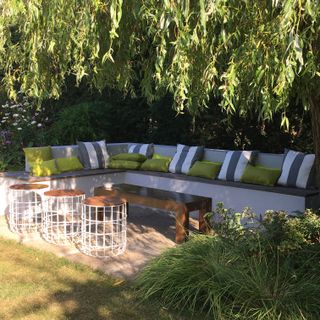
(9, 184, 49, 233)
(43, 189, 85, 245)
(80, 196, 127, 257)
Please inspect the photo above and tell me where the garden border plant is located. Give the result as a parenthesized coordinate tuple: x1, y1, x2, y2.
(136, 204, 320, 320)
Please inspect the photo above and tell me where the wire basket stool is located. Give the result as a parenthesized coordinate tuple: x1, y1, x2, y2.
(42, 189, 85, 245)
(9, 184, 49, 233)
(80, 196, 127, 257)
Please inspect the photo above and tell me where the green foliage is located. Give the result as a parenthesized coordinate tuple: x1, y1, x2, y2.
(47, 98, 151, 145)
(0, 87, 313, 171)
(262, 209, 320, 252)
(0, 1, 317, 168)
(136, 207, 320, 319)
(1, 1, 320, 119)
(0, 94, 53, 170)
(48, 103, 98, 145)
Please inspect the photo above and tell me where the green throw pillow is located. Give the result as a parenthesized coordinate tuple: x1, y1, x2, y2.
(240, 164, 281, 187)
(23, 146, 53, 165)
(141, 159, 171, 172)
(187, 161, 222, 179)
(31, 159, 60, 177)
(108, 160, 142, 170)
(111, 153, 147, 162)
(55, 157, 84, 172)
(152, 153, 173, 161)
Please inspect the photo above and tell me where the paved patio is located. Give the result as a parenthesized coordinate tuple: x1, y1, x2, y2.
(0, 206, 198, 280)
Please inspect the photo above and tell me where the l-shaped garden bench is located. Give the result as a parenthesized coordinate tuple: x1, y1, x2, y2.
(0, 142, 319, 216)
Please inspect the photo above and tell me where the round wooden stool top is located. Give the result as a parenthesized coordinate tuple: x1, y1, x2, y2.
(83, 196, 126, 207)
(44, 189, 85, 197)
(10, 183, 48, 191)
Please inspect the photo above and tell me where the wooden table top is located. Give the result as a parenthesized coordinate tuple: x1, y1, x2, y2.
(96, 183, 210, 205)
(9, 183, 48, 190)
(83, 196, 126, 206)
(44, 189, 85, 197)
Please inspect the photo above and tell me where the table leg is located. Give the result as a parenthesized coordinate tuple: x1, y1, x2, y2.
(125, 201, 129, 218)
(199, 200, 212, 234)
(175, 206, 189, 244)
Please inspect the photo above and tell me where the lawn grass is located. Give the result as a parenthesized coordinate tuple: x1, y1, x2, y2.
(0, 237, 189, 320)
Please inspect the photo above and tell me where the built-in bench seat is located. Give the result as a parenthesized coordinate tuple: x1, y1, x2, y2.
(126, 170, 319, 198)
(0, 142, 318, 216)
(1, 166, 319, 216)
(0, 168, 124, 182)
(0, 168, 126, 215)
(2, 169, 318, 198)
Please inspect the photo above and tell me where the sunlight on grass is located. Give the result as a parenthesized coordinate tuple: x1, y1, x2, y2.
(0, 237, 186, 320)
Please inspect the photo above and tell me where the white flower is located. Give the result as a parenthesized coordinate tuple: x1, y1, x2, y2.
(13, 114, 19, 117)
(12, 123, 18, 126)
(31, 120, 37, 125)
(17, 127, 22, 131)
(37, 123, 42, 127)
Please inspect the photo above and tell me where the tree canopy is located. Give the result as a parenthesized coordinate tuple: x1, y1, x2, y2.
(0, 1, 319, 123)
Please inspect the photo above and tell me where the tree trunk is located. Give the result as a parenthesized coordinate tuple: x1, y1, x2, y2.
(309, 96, 320, 186)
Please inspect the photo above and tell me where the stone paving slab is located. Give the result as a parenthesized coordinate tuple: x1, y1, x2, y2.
(0, 206, 198, 280)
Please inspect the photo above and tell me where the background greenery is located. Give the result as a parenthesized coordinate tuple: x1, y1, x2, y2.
(0, 79, 313, 171)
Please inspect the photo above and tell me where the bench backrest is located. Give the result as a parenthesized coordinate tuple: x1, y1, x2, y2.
(25, 143, 128, 171)
(25, 142, 285, 171)
(152, 144, 284, 168)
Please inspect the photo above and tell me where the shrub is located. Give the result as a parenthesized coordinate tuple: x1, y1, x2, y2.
(136, 207, 320, 319)
(48, 102, 98, 145)
(0, 94, 51, 171)
(47, 99, 151, 145)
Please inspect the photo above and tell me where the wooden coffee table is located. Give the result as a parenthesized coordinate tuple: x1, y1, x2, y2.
(94, 184, 212, 243)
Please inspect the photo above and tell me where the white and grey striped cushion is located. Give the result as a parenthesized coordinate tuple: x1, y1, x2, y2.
(128, 143, 154, 158)
(77, 140, 109, 169)
(218, 150, 256, 181)
(169, 144, 204, 174)
(278, 150, 315, 189)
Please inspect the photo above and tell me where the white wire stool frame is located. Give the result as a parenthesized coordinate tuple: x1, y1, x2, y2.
(42, 189, 85, 245)
(80, 196, 127, 257)
(9, 184, 49, 233)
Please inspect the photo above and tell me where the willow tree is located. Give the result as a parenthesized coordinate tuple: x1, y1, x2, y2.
(0, 1, 320, 164)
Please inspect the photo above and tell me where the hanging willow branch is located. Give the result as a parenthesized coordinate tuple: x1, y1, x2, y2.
(0, 0, 319, 121)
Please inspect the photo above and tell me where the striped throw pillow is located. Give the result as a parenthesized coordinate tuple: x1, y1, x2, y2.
(218, 150, 256, 182)
(169, 144, 204, 174)
(278, 150, 315, 189)
(128, 143, 154, 158)
(77, 140, 109, 169)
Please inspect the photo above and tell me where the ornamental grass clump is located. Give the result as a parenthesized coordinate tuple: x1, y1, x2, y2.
(136, 205, 320, 320)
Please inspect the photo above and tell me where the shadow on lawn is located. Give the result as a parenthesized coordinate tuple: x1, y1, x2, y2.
(11, 279, 140, 320)
(6, 263, 184, 320)
(0, 205, 200, 319)
(1, 236, 191, 320)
